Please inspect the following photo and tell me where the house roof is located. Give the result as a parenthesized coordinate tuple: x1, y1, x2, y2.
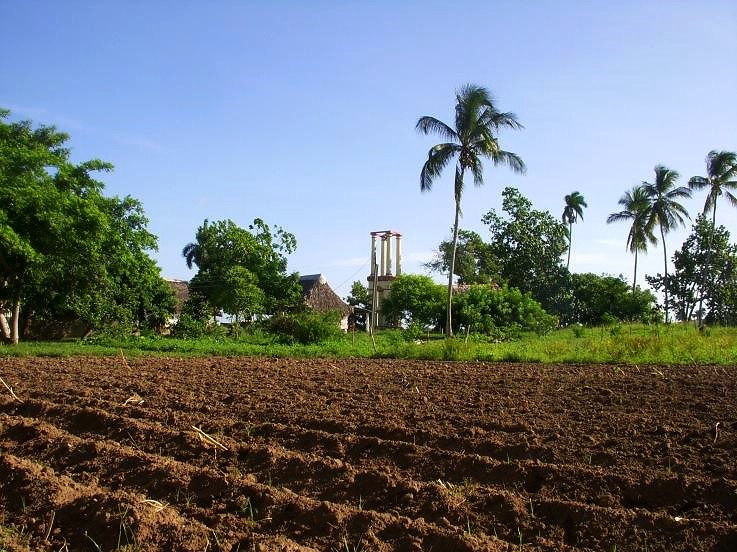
(299, 274, 351, 315)
(165, 279, 190, 314)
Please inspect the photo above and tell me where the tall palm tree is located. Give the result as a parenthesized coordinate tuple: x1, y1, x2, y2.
(606, 185, 656, 293)
(687, 150, 737, 325)
(688, 151, 737, 227)
(562, 191, 587, 270)
(417, 84, 526, 336)
(643, 165, 691, 323)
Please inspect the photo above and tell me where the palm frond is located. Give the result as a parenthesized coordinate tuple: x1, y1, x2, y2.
(480, 110, 524, 130)
(688, 175, 709, 190)
(455, 84, 493, 139)
(468, 156, 484, 186)
(415, 116, 458, 141)
(489, 149, 526, 174)
(420, 143, 458, 192)
(725, 190, 737, 209)
(606, 210, 634, 224)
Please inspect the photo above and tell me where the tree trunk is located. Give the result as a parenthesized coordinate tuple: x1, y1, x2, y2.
(660, 224, 669, 323)
(697, 203, 717, 327)
(566, 222, 572, 270)
(10, 297, 20, 345)
(632, 249, 638, 294)
(447, 199, 461, 337)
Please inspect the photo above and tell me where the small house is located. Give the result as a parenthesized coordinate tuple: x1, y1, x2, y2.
(299, 274, 352, 330)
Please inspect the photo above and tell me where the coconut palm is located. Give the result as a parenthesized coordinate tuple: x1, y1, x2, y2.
(643, 165, 692, 323)
(416, 84, 526, 336)
(606, 185, 656, 293)
(688, 151, 737, 227)
(687, 150, 737, 325)
(562, 191, 587, 270)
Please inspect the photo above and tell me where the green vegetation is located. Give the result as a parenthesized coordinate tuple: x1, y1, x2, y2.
(0, 109, 175, 344)
(607, 185, 657, 292)
(647, 217, 737, 324)
(687, 150, 737, 326)
(416, 84, 526, 336)
(481, 187, 570, 315)
(267, 310, 344, 344)
(643, 165, 693, 323)
(3, 323, 737, 365)
(183, 218, 302, 323)
(562, 191, 587, 270)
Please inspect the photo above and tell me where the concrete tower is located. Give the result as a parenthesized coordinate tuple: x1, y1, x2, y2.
(367, 230, 401, 330)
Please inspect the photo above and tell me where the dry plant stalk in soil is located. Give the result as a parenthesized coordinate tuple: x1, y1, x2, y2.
(0, 375, 22, 402)
(192, 425, 229, 451)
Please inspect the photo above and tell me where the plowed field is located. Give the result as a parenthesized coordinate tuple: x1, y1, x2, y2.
(0, 357, 735, 551)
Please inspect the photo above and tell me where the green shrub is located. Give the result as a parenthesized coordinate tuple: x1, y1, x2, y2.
(452, 284, 556, 338)
(267, 310, 343, 344)
(171, 314, 227, 339)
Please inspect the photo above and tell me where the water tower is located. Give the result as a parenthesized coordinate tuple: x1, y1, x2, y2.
(367, 230, 401, 330)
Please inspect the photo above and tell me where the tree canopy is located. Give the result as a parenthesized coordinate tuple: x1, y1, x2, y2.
(647, 217, 737, 324)
(183, 218, 302, 321)
(482, 187, 569, 313)
(0, 109, 175, 343)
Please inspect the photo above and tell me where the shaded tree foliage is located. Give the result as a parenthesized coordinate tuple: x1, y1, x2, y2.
(643, 165, 691, 323)
(606, 185, 657, 292)
(562, 191, 587, 270)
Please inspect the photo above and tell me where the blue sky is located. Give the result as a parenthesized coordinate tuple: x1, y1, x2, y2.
(2, 1, 736, 298)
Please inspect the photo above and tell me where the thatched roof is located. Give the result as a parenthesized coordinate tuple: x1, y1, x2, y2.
(166, 279, 190, 314)
(299, 274, 351, 315)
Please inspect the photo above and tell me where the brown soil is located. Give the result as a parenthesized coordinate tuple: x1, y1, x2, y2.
(0, 357, 735, 551)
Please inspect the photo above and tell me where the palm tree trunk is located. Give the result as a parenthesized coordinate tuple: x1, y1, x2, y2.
(632, 249, 638, 294)
(697, 203, 718, 327)
(566, 222, 572, 270)
(447, 198, 461, 337)
(660, 224, 669, 323)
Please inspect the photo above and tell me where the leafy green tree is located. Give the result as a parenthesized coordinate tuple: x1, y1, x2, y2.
(183, 218, 301, 321)
(606, 185, 657, 292)
(382, 274, 445, 329)
(562, 191, 587, 270)
(0, 109, 174, 343)
(568, 273, 657, 325)
(416, 84, 526, 336)
(647, 217, 737, 324)
(425, 229, 499, 285)
(643, 165, 691, 323)
(688, 150, 737, 326)
(481, 187, 569, 314)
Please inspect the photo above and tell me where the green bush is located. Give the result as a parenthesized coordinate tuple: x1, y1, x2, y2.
(452, 284, 556, 338)
(566, 273, 657, 324)
(171, 314, 227, 339)
(267, 310, 343, 344)
(382, 275, 445, 329)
